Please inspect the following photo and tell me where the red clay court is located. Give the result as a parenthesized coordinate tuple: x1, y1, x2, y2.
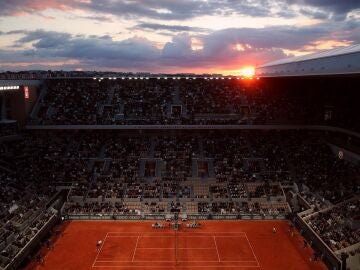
(25, 220, 328, 270)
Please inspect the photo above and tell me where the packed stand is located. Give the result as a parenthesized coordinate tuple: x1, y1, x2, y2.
(28, 78, 359, 131)
(306, 199, 360, 251)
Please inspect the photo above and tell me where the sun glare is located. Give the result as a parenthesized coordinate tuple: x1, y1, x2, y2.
(239, 66, 255, 77)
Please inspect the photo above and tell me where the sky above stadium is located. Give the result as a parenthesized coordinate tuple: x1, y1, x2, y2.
(0, 0, 359, 74)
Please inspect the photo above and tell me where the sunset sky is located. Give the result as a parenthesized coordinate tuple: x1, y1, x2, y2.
(0, 0, 359, 75)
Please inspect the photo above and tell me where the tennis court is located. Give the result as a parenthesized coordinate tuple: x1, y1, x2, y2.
(25, 220, 328, 270)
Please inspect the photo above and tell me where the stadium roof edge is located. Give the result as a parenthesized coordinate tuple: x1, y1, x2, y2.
(256, 44, 360, 77)
(259, 44, 360, 68)
(0, 80, 42, 86)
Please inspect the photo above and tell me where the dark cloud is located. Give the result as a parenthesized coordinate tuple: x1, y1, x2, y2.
(76, 0, 301, 20)
(201, 26, 328, 53)
(77, 15, 113, 23)
(78, 0, 285, 21)
(288, 0, 360, 20)
(1, 18, 359, 72)
(15, 32, 160, 65)
(134, 23, 208, 33)
(88, 34, 112, 40)
(6, 30, 28, 35)
(0, 30, 28, 35)
(0, 28, 274, 71)
(163, 34, 193, 58)
(16, 30, 72, 49)
(3, 0, 358, 21)
(299, 0, 360, 15)
(75, 0, 218, 20)
(298, 8, 330, 20)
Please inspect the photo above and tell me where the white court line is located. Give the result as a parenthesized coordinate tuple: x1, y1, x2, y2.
(96, 260, 174, 262)
(178, 247, 216, 250)
(108, 235, 246, 238)
(93, 266, 260, 268)
(135, 248, 174, 250)
(132, 236, 140, 262)
(213, 236, 221, 262)
(107, 236, 143, 238)
(96, 260, 257, 263)
(92, 232, 108, 268)
(135, 247, 216, 250)
(107, 235, 185, 237)
(93, 265, 259, 269)
(243, 233, 261, 268)
(107, 231, 246, 234)
(93, 231, 260, 268)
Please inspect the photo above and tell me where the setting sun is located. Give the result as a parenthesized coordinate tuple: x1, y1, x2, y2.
(239, 66, 255, 77)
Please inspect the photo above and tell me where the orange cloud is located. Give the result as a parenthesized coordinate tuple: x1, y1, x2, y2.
(284, 39, 353, 56)
(4, 0, 73, 16)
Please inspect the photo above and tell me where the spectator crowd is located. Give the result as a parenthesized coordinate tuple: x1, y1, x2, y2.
(29, 78, 360, 130)
(1, 130, 359, 268)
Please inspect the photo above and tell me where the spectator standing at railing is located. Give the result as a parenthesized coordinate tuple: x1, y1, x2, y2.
(46, 239, 54, 250)
(36, 253, 44, 265)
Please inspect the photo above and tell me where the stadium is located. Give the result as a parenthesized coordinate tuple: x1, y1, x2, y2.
(1, 1, 360, 269)
(0, 45, 359, 270)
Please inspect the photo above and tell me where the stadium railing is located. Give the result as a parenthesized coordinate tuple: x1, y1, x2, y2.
(3, 214, 59, 270)
(2, 192, 67, 270)
(293, 214, 342, 270)
(64, 213, 287, 221)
